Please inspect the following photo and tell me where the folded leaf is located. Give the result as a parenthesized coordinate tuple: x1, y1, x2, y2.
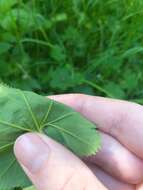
(0, 85, 100, 189)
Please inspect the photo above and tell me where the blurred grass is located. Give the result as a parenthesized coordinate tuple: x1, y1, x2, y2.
(0, 0, 143, 102)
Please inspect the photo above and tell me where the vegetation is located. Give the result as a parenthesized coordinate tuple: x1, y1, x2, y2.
(0, 0, 143, 102)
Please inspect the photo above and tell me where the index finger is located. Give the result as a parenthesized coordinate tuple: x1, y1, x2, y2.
(49, 94, 143, 159)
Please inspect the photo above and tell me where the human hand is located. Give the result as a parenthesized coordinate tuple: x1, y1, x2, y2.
(14, 94, 143, 190)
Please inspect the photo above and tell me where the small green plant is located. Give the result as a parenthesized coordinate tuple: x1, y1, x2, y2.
(0, 0, 143, 103)
(0, 84, 100, 190)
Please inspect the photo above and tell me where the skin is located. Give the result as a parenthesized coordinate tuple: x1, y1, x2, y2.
(14, 94, 143, 190)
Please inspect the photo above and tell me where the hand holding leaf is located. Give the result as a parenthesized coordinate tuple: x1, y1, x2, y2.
(0, 85, 100, 189)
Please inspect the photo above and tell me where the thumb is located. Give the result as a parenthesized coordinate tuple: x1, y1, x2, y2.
(14, 133, 107, 190)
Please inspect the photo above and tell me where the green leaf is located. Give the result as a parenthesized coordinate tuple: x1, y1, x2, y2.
(0, 84, 100, 189)
(0, 42, 12, 54)
(24, 186, 36, 190)
(122, 46, 143, 58)
(50, 45, 66, 62)
(51, 13, 67, 23)
(0, 0, 17, 13)
(121, 70, 138, 92)
(103, 82, 125, 99)
(49, 66, 83, 90)
(0, 8, 34, 33)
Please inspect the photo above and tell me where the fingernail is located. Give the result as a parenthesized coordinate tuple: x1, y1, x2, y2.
(14, 133, 50, 173)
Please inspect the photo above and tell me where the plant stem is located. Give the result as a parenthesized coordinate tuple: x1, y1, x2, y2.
(84, 79, 114, 98)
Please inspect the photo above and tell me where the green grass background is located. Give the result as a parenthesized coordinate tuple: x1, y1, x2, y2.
(1, 0, 143, 103)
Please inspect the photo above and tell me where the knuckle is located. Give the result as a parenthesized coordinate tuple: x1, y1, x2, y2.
(61, 170, 77, 190)
(77, 94, 92, 115)
(123, 173, 143, 184)
(61, 167, 92, 190)
(72, 93, 88, 113)
(108, 100, 143, 137)
(108, 108, 129, 136)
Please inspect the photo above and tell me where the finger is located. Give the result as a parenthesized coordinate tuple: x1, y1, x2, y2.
(49, 94, 143, 159)
(136, 183, 143, 190)
(84, 132, 143, 184)
(14, 133, 108, 190)
(87, 163, 135, 190)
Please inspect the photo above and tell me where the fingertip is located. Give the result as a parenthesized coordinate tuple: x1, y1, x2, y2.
(14, 133, 50, 174)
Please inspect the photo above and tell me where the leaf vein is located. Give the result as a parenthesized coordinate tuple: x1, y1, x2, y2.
(47, 112, 76, 125)
(0, 158, 16, 179)
(47, 123, 94, 148)
(0, 142, 14, 151)
(19, 91, 40, 131)
(40, 100, 53, 129)
(0, 119, 32, 132)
